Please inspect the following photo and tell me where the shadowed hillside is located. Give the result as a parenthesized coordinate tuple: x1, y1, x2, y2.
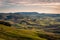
(0, 21, 12, 26)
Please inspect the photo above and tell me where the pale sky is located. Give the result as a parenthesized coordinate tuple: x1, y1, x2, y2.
(0, 0, 60, 14)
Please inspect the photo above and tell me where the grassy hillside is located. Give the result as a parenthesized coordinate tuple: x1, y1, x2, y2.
(0, 24, 60, 40)
(0, 24, 47, 40)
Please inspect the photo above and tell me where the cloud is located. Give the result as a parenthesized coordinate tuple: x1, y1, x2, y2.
(0, 0, 60, 13)
(0, 0, 60, 6)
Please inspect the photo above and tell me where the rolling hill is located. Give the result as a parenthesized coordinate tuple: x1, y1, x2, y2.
(0, 12, 60, 40)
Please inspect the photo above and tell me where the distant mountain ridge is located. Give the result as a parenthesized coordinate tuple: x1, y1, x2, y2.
(0, 12, 60, 23)
(0, 12, 60, 16)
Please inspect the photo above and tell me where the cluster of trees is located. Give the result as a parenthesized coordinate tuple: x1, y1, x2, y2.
(0, 21, 11, 26)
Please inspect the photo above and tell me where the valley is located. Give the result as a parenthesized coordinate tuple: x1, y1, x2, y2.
(0, 12, 60, 40)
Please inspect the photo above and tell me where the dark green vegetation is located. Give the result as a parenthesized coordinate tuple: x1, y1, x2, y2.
(0, 12, 60, 40)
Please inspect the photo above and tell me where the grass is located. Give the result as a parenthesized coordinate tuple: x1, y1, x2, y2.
(0, 24, 47, 40)
(0, 23, 60, 40)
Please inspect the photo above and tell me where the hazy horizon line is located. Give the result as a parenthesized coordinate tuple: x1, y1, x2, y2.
(0, 12, 60, 14)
